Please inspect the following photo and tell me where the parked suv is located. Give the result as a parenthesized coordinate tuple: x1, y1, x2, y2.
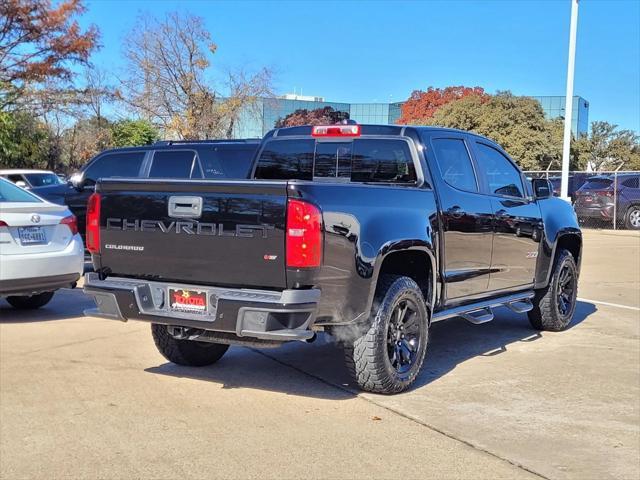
(84, 124, 582, 394)
(574, 173, 640, 229)
(30, 140, 260, 240)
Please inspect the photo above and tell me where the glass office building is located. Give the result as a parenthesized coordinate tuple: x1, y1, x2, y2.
(233, 95, 589, 139)
(531, 96, 589, 137)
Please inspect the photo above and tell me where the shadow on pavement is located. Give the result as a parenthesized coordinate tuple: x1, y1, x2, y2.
(0, 288, 95, 323)
(145, 348, 355, 401)
(145, 301, 597, 398)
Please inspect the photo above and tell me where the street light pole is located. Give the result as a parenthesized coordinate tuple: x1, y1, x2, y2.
(561, 0, 579, 201)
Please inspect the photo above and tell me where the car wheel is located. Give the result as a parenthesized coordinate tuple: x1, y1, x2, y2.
(528, 249, 578, 332)
(151, 324, 229, 367)
(6, 291, 55, 309)
(625, 206, 640, 230)
(343, 275, 429, 394)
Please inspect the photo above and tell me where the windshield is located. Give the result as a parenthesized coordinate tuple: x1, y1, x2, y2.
(0, 178, 43, 202)
(24, 173, 64, 187)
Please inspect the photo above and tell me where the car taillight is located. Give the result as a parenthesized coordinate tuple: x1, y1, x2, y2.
(0, 220, 7, 227)
(595, 190, 613, 197)
(311, 124, 360, 137)
(86, 193, 101, 253)
(60, 215, 78, 235)
(286, 199, 322, 268)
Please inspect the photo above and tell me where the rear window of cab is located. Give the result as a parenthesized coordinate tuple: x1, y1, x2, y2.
(254, 138, 416, 184)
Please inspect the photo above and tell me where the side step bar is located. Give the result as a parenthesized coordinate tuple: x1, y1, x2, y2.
(433, 291, 535, 325)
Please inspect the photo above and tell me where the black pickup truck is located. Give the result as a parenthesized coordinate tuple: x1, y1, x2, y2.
(84, 124, 582, 394)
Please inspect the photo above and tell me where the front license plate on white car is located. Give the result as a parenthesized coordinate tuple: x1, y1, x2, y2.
(18, 226, 46, 245)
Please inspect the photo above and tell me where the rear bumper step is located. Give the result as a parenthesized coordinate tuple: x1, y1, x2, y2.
(83, 273, 320, 343)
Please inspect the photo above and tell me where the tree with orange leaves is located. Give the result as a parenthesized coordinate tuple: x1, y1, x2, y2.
(0, 0, 98, 102)
(397, 86, 487, 125)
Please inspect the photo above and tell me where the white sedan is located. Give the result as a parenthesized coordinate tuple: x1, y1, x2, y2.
(0, 178, 84, 309)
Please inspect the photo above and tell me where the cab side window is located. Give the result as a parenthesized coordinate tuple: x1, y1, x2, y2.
(84, 152, 146, 186)
(431, 138, 478, 192)
(475, 143, 524, 198)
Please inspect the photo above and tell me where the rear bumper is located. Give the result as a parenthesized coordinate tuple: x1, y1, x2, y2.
(574, 204, 614, 219)
(0, 235, 84, 282)
(83, 273, 320, 343)
(0, 272, 80, 296)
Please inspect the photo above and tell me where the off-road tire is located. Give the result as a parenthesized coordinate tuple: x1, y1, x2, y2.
(528, 249, 578, 331)
(625, 206, 640, 230)
(344, 275, 429, 394)
(6, 291, 55, 309)
(151, 324, 229, 366)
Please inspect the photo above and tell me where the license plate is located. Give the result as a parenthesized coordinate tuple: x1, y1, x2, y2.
(168, 288, 208, 315)
(18, 226, 46, 245)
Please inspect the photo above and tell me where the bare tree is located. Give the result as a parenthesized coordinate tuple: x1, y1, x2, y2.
(119, 11, 273, 139)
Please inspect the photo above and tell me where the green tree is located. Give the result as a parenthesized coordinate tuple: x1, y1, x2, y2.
(426, 92, 565, 170)
(111, 119, 159, 147)
(573, 121, 640, 171)
(0, 110, 49, 168)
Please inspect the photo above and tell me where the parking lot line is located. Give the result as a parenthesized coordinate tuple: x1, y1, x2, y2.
(577, 297, 640, 311)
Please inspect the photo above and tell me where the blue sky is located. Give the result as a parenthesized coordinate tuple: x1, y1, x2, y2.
(82, 0, 640, 132)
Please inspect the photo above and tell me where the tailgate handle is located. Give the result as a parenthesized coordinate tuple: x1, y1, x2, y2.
(168, 196, 203, 218)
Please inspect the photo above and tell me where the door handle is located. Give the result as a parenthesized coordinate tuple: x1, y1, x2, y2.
(447, 206, 465, 219)
(168, 196, 203, 218)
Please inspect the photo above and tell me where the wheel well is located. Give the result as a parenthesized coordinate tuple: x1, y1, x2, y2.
(377, 250, 432, 305)
(557, 234, 581, 264)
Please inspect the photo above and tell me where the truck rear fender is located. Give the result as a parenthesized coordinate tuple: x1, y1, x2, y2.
(366, 244, 437, 319)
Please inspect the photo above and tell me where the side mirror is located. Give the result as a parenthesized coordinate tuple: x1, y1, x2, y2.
(15, 180, 27, 188)
(69, 172, 84, 191)
(532, 178, 553, 199)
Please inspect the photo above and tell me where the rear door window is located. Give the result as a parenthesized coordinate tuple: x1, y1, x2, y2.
(351, 139, 416, 183)
(474, 143, 524, 198)
(431, 138, 478, 192)
(254, 139, 314, 180)
(148, 150, 199, 179)
(622, 177, 639, 189)
(83, 152, 146, 186)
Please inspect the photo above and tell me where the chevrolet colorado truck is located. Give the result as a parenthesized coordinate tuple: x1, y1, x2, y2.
(83, 124, 582, 394)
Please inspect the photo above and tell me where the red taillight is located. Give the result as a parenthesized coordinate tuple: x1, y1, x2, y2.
(86, 193, 101, 253)
(595, 190, 613, 197)
(60, 215, 78, 235)
(286, 199, 322, 268)
(0, 220, 7, 227)
(311, 124, 360, 137)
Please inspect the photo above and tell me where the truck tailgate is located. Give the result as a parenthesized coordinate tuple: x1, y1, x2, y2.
(96, 179, 287, 289)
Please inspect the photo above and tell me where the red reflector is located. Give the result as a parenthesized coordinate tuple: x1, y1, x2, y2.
(286, 199, 322, 268)
(60, 215, 78, 235)
(311, 125, 361, 137)
(86, 193, 101, 253)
